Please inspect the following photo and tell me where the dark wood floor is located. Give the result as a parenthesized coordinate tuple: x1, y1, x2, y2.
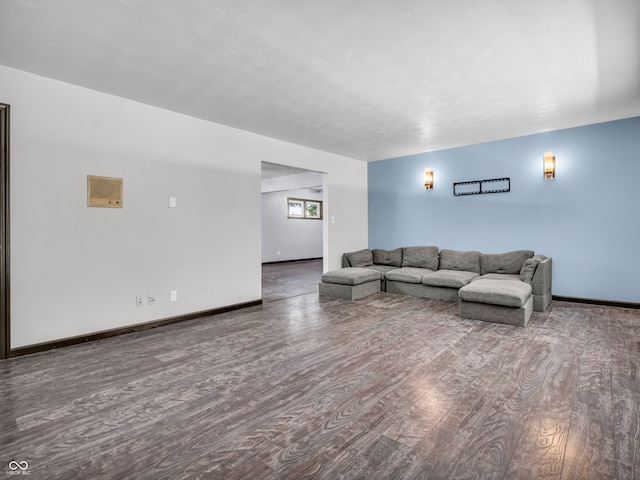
(262, 259, 323, 303)
(1, 260, 638, 479)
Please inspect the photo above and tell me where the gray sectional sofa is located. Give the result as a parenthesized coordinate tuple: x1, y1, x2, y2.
(319, 246, 552, 327)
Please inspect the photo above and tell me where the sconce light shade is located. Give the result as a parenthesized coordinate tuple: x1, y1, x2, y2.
(424, 168, 434, 189)
(543, 151, 555, 180)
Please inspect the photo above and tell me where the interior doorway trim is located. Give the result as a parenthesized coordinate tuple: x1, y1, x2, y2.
(0, 103, 10, 359)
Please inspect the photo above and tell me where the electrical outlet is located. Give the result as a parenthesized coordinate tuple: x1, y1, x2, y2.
(170, 290, 177, 302)
(148, 294, 156, 305)
(136, 295, 143, 307)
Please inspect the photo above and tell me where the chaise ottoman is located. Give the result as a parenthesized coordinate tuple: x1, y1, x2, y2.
(458, 278, 533, 327)
(319, 267, 381, 300)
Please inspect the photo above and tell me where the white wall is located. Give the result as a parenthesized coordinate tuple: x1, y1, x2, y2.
(262, 187, 323, 262)
(1, 66, 368, 348)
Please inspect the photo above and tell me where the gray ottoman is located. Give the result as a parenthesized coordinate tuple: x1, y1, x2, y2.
(458, 279, 533, 327)
(319, 267, 381, 300)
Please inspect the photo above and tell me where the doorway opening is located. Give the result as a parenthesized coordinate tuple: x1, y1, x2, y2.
(261, 162, 326, 301)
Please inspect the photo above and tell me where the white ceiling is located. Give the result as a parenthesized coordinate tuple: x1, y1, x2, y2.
(1, 0, 639, 161)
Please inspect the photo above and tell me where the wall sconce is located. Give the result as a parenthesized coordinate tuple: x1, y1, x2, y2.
(543, 151, 555, 180)
(424, 168, 434, 189)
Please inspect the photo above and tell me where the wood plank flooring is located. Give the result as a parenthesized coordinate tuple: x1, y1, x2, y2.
(262, 259, 323, 303)
(1, 260, 638, 479)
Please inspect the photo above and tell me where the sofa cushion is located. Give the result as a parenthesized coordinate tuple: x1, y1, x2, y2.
(459, 279, 532, 308)
(476, 273, 521, 282)
(422, 270, 480, 288)
(372, 248, 403, 267)
(345, 249, 373, 268)
(321, 267, 381, 286)
(480, 250, 534, 275)
(520, 255, 547, 284)
(402, 246, 439, 270)
(439, 249, 481, 273)
(385, 267, 434, 284)
(365, 264, 397, 279)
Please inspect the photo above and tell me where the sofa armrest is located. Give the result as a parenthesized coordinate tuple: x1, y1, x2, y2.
(342, 254, 350, 268)
(531, 257, 552, 296)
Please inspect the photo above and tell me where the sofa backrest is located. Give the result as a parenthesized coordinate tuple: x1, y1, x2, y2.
(439, 249, 481, 273)
(480, 250, 534, 275)
(402, 246, 439, 270)
(372, 248, 403, 267)
(343, 249, 373, 267)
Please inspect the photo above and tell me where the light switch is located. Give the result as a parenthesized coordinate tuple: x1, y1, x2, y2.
(168, 196, 177, 208)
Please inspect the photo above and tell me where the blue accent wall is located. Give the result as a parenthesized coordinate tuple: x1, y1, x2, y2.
(368, 116, 640, 303)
